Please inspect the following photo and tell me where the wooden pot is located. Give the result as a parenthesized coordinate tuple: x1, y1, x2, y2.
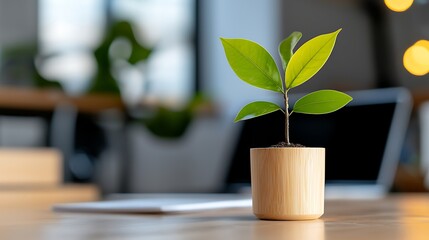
(250, 147, 325, 220)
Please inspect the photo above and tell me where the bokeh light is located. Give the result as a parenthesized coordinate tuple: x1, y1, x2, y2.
(403, 40, 429, 76)
(384, 0, 414, 12)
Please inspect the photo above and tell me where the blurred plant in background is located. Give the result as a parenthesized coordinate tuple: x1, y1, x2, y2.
(140, 93, 213, 138)
(88, 20, 152, 95)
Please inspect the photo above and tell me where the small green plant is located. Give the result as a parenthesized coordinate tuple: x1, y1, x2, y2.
(220, 29, 352, 146)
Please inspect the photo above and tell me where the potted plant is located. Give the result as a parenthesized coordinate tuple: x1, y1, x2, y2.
(220, 29, 352, 220)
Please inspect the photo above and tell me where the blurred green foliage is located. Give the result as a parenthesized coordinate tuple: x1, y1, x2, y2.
(88, 21, 152, 95)
(141, 94, 211, 139)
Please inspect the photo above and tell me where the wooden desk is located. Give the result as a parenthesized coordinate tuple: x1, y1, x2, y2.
(1, 194, 428, 240)
(0, 87, 124, 114)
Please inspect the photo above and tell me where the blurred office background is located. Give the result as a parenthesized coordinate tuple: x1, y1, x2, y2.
(0, 0, 429, 195)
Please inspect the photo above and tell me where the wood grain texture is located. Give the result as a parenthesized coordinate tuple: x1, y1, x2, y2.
(1, 194, 429, 240)
(251, 147, 325, 220)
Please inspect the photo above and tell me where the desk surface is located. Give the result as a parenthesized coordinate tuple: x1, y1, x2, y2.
(1, 194, 429, 240)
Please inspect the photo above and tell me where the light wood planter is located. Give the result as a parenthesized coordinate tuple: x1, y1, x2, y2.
(250, 147, 325, 220)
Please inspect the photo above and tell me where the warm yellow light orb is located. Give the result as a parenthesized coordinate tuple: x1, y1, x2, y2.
(384, 0, 414, 12)
(403, 44, 429, 76)
(412, 46, 429, 68)
(415, 40, 429, 51)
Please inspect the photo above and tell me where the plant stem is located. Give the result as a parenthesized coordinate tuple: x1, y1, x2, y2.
(284, 91, 290, 145)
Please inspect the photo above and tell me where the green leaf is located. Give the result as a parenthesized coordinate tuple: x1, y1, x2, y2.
(220, 38, 283, 93)
(293, 90, 352, 114)
(286, 29, 341, 89)
(278, 32, 302, 71)
(235, 101, 282, 122)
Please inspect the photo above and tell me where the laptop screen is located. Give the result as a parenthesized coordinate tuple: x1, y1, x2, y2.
(225, 88, 409, 191)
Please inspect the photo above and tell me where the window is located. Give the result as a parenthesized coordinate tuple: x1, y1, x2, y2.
(39, 0, 196, 106)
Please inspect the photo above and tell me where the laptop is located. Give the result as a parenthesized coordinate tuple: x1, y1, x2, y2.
(225, 87, 412, 199)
